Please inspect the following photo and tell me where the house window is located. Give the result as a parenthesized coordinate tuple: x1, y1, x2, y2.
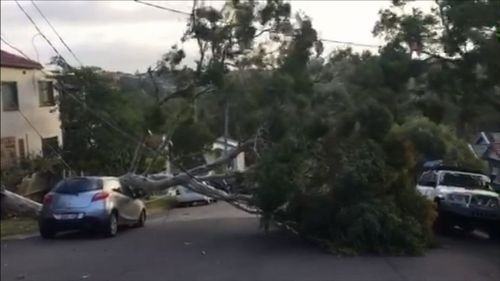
(39, 81, 55, 107)
(1, 137, 17, 167)
(1, 82, 19, 111)
(18, 139, 26, 160)
(41, 136, 59, 157)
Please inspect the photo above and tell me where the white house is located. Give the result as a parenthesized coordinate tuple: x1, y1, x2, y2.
(1, 50, 62, 168)
(469, 131, 500, 192)
(204, 137, 246, 172)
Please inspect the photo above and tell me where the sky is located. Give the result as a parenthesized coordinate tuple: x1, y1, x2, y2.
(0, 0, 431, 73)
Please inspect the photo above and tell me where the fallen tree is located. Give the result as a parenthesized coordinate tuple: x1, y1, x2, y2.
(0, 142, 259, 218)
(0, 186, 42, 218)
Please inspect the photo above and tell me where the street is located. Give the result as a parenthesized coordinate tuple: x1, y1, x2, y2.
(1, 202, 499, 281)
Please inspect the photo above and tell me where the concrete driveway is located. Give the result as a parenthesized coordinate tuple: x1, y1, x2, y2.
(1, 202, 499, 281)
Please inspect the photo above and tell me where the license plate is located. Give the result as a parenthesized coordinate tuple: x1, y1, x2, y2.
(54, 213, 79, 220)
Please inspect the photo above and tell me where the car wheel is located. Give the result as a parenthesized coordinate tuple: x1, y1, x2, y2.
(135, 210, 146, 228)
(434, 214, 453, 235)
(103, 212, 118, 237)
(488, 225, 500, 241)
(460, 225, 475, 235)
(39, 222, 56, 239)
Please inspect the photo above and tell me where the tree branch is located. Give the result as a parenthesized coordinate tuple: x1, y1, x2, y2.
(158, 84, 195, 105)
(254, 28, 273, 38)
(420, 49, 459, 63)
(120, 138, 252, 191)
(1, 186, 41, 219)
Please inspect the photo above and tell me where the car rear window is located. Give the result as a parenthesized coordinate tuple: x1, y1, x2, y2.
(53, 178, 103, 194)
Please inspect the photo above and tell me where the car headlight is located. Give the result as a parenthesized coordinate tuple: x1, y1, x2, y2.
(490, 198, 500, 209)
(445, 193, 470, 205)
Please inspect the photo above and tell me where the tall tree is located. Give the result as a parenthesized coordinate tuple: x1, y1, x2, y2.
(373, 0, 500, 136)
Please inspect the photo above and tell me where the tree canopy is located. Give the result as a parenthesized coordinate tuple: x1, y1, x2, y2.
(41, 0, 499, 254)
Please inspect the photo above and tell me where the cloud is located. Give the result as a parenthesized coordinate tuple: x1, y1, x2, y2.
(1, 1, 191, 26)
(2, 0, 432, 73)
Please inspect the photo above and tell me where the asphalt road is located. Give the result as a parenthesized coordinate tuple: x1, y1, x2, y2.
(1, 202, 499, 281)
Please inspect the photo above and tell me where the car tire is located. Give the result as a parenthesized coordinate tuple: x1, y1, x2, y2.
(460, 225, 475, 235)
(134, 210, 146, 228)
(39, 222, 56, 239)
(434, 213, 453, 235)
(103, 212, 118, 238)
(488, 225, 500, 241)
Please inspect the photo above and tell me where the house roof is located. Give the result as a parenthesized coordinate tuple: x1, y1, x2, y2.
(1, 50, 43, 70)
(471, 131, 500, 160)
(485, 143, 500, 161)
(212, 137, 240, 151)
(470, 144, 489, 158)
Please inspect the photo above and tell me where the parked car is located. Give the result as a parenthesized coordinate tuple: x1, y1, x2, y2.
(167, 185, 215, 206)
(416, 165, 500, 239)
(39, 177, 146, 239)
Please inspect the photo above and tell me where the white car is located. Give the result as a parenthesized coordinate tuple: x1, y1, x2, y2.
(167, 185, 215, 206)
(416, 166, 500, 238)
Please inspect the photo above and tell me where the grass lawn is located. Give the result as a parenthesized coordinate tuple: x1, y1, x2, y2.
(0, 196, 175, 238)
(1, 217, 38, 238)
(145, 195, 176, 215)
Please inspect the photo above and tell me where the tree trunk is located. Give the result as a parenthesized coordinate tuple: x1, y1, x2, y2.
(0, 188, 42, 219)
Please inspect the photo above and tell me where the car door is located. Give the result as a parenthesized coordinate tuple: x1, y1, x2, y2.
(121, 183, 142, 220)
(109, 179, 136, 221)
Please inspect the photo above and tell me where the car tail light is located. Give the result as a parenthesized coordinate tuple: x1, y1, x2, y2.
(92, 191, 110, 202)
(43, 193, 53, 205)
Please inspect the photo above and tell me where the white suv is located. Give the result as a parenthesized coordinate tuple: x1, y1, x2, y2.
(416, 167, 500, 238)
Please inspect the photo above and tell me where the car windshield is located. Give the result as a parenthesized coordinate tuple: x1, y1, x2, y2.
(440, 173, 490, 190)
(53, 178, 103, 194)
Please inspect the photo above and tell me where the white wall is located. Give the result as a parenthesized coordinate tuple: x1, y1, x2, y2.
(1, 66, 62, 163)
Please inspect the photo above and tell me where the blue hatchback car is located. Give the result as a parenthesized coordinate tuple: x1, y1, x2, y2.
(39, 177, 146, 239)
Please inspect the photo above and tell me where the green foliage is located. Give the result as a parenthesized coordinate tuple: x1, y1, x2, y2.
(42, 0, 496, 256)
(57, 67, 144, 175)
(373, 0, 500, 136)
(388, 117, 485, 171)
(356, 101, 394, 141)
(170, 118, 214, 167)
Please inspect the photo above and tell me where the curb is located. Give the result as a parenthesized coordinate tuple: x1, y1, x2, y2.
(1, 232, 39, 241)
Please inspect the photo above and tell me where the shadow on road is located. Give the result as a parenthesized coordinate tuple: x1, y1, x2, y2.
(40, 225, 140, 241)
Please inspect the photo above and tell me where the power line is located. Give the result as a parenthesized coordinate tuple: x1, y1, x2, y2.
(61, 88, 149, 151)
(132, 0, 380, 49)
(321, 38, 380, 48)
(134, 0, 191, 16)
(14, 0, 68, 65)
(11, 1, 225, 186)
(30, 0, 83, 67)
(0, 35, 33, 61)
(2, 26, 155, 163)
(17, 110, 73, 171)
